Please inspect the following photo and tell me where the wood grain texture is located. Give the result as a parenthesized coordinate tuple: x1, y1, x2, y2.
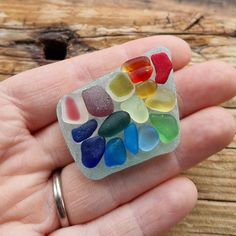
(0, 0, 235, 235)
(167, 200, 236, 235)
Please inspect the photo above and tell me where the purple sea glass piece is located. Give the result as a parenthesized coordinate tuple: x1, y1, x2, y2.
(82, 85, 114, 117)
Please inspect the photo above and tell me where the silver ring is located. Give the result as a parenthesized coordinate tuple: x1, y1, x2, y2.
(53, 170, 70, 227)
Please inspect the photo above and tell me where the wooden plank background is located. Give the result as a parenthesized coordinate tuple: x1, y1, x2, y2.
(0, 0, 235, 235)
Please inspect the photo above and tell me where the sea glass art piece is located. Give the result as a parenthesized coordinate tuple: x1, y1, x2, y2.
(57, 47, 180, 180)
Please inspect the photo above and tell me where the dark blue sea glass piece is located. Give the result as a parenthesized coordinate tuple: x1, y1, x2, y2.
(72, 119, 98, 143)
(81, 136, 105, 168)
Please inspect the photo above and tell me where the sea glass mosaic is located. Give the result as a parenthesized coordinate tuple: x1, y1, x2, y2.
(57, 47, 180, 180)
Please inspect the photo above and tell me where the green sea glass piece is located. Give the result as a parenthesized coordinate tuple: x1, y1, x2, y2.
(150, 114, 179, 143)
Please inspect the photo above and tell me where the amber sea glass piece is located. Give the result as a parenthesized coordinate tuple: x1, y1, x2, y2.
(135, 80, 157, 99)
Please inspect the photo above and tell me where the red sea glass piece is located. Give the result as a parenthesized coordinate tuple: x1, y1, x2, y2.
(151, 52, 173, 84)
(65, 96, 80, 121)
(122, 56, 153, 83)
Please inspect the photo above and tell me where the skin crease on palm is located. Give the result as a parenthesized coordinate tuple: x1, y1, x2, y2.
(0, 36, 235, 236)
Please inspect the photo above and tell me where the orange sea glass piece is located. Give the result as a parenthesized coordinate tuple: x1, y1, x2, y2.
(122, 56, 153, 83)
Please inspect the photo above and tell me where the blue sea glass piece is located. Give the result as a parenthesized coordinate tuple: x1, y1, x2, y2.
(72, 119, 98, 143)
(81, 136, 105, 168)
(138, 125, 160, 152)
(104, 138, 127, 167)
(124, 123, 138, 155)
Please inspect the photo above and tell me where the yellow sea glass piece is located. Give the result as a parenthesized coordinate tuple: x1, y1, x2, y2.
(135, 80, 157, 99)
(145, 88, 176, 112)
(107, 72, 134, 102)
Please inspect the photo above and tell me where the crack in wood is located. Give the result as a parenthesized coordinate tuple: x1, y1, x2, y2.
(0, 28, 236, 38)
(184, 13, 204, 31)
(198, 198, 236, 204)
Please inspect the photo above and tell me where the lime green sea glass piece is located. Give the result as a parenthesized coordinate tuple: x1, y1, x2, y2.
(150, 114, 179, 143)
(120, 95, 149, 123)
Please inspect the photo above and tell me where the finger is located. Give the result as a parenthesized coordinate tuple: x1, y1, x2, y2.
(57, 106, 235, 225)
(1, 36, 191, 132)
(176, 60, 236, 118)
(50, 177, 197, 236)
(35, 60, 236, 170)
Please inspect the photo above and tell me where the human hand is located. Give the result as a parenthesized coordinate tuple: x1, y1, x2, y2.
(0, 36, 235, 236)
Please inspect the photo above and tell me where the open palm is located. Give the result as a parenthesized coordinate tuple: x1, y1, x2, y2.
(0, 36, 235, 236)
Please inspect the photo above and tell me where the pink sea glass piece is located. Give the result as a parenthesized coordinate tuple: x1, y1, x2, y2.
(65, 97, 80, 121)
(151, 52, 173, 84)
(61, 95, 88, 124)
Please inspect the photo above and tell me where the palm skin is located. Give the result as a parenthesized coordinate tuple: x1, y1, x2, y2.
(0, 36, 235, 236)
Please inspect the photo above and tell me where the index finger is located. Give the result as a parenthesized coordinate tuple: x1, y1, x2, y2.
(1, 36, 191, 132)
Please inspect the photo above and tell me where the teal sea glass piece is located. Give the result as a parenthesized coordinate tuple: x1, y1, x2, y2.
(98, 111, 130, 137)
